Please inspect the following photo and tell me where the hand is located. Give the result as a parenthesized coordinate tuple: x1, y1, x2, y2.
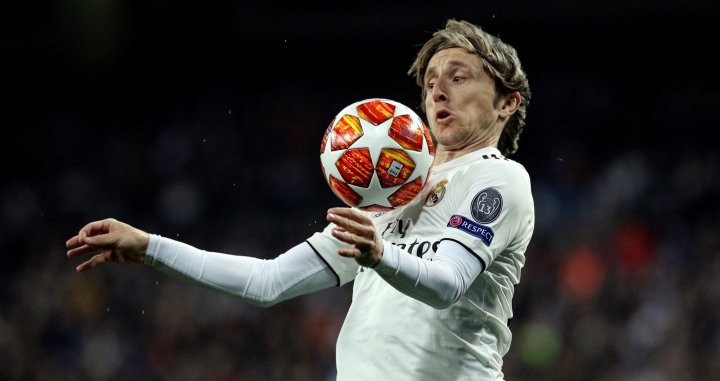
(326, 207, 384, 268)
(66, 218, 150, 272)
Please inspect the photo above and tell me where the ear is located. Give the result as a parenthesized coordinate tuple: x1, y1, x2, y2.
(497, 91, 521, 123)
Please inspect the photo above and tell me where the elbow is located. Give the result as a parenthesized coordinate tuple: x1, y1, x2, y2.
(432, 280, 466, 309)
(251, 299, 279, 308)
(404, 278, 465, 310)
(246, 296, 282, 308)
(422, 289, 462, 310)
(428, 295, 460, 310)
(223, 288, 284, 308)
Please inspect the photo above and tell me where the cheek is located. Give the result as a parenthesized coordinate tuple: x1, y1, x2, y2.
(468, 99, 495, 119)
(424, 101, 435, 120)
(424, 97, 434, 112)
(426, 119, 439, 134)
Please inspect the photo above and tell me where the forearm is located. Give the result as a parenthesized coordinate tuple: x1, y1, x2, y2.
(145, 235, 336, 307)
(373, 240, 484, 309)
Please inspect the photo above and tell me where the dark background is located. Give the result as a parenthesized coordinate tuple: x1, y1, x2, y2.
(2, 1, 720, 380)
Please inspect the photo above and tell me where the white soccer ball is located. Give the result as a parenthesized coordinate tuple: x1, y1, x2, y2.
(320, 98, 435, 211)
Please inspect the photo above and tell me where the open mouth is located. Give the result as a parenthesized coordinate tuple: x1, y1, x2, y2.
(436, 109, 452, 123)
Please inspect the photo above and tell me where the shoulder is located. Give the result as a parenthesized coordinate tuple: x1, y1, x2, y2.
(456, 154, 533, 214)
(453, 151, 531, 189)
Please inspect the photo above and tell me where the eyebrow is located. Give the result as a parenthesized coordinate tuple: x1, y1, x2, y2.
(424, 60, 474, 81)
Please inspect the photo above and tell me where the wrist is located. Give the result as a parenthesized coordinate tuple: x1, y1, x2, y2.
(369, 251, 383, 268)
(135, 230, 150, 264)
(369, 239, 385, 268)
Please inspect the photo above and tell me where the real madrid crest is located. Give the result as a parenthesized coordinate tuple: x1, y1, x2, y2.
(424, 180, 448, 207)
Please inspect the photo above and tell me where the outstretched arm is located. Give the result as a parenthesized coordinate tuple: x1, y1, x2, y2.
(66, 219, 337, 307)
(144, 236, 336, 307)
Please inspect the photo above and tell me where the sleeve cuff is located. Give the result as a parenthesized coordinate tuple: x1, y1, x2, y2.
(373, 240, 401, 279)
(144, 233, 163, 267)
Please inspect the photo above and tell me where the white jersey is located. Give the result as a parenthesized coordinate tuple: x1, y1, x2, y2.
(307, 146, 535, 381)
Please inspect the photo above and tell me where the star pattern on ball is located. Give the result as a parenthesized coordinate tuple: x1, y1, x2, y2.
(320, 99, 435, 210)
(349, 169, 402, 208)
(320, 145, 347, 183)
(403, 136, 434, 186)
(350, 116, 401, 163)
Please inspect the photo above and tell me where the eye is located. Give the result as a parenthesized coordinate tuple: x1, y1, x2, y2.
(452, 76, 465, 83)
(426, 81, 435, 90)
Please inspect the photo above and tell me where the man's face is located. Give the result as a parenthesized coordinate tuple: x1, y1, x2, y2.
(423, 48, 503, 150)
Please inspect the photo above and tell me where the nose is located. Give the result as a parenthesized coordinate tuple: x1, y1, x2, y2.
(431, 80, 447, 103)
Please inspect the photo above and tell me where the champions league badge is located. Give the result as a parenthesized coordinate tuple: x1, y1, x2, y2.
(424, 180, 448, 207)
(470, 188, 502, 223)
(447, 215, 494, 246)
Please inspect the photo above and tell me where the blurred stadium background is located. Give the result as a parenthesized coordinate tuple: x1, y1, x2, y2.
(2, 1, 720, 380)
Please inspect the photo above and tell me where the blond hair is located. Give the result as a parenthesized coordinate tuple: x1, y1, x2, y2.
(408, 20, 531, 155)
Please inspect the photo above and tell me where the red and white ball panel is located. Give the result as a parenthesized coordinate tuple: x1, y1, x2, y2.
(320, 98, 435, 211)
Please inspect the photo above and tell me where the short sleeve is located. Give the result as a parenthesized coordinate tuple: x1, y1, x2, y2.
(441, 163, 534, 272)
(306, 223, 359, 286)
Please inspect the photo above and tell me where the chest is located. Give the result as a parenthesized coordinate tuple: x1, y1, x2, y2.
(372, 173, 464, 259)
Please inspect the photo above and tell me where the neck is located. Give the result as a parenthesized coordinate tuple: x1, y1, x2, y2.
(432, 140, 497, 166)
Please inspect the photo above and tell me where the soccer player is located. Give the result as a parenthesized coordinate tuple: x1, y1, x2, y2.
(66, 19, 534, 380)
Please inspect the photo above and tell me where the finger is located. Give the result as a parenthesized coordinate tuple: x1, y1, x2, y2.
(66, 235, 82, 249)
(328, 212, 373, 237)
(76, 253, 108, 272)
(67, 244, 99, 258)
(337, 247, 360, 258)
(82, 230, 121, 248)
(328, 207, 372, 224)
(331, 228, 373, 248)
(78, 219, 116, 244)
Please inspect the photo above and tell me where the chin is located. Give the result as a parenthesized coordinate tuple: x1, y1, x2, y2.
(435, 129, 463, 147)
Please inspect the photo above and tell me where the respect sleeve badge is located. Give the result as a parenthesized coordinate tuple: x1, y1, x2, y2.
(447, 215, 494, 246)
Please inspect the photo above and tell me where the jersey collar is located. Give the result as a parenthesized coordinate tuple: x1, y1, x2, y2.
(431, 147, 503, 172)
